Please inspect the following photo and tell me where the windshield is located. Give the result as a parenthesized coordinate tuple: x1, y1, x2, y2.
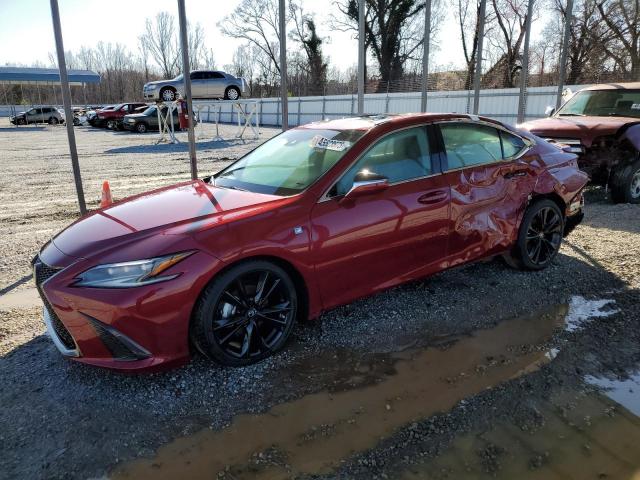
(213, 128, 366, 196)
(557, 89, 640, 118)
(142, 106, 156, 116)
(173, 74, 183, 81)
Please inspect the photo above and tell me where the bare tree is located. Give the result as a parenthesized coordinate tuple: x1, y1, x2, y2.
(290, 3, 328, 95)
(597, 0, 640, 79)
(140, 12, 179, 78)
(219, 0, 288, 77)
(454, 0, 491, 89)
(334, 0, 434, 91)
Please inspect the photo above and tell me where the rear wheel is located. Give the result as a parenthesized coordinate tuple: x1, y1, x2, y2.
(610, 158, 640, 204)
(506, 199, 564, 271)
(191, 260, 298, 366)
(224, 86, 241, 100)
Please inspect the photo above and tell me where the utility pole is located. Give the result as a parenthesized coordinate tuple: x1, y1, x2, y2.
(177, 0, 198, 180)
(50, 0, 86, 214)
(357, 0, 365, 115)
(279, 0, 289, 130)
(556, 0, 574, 109)
(420, 0, 432, 113)
(517, 0, 534, 124)
(472, 0, 487, 115)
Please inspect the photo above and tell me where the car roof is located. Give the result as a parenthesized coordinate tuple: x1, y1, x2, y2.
(581, 82, 640, 91)
(298, 113, 503, 132)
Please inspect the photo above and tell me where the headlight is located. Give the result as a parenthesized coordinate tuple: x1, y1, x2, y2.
(147, 84, 157, 90)
(73, 251, 195, 288)
(127, 118, 136, 123)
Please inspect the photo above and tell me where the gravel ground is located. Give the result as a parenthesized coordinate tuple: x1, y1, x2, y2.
(0, 121, 639, 479)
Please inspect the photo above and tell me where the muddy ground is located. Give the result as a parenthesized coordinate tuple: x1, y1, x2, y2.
(0, 121, 639, 480)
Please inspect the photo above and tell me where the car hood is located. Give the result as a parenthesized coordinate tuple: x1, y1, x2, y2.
(519, 116, 640, 147)
(52, 180, 291, 259)
(124, 112, 149, 119)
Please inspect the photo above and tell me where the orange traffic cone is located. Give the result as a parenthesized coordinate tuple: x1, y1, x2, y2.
(100, 181, 113, 208)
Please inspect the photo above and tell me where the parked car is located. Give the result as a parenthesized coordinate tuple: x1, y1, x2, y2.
(90, 103, 148, 129)
(518, 82, 640, 203)
(33, 113, 587, 372)
(10, 106, 63, 125)
(122, 104, 195, 133)
(143, 70, 247, 102)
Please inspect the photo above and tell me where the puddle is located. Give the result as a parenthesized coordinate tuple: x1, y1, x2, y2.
(400, 385, 640, 480)
(0, 287, 40, 310)
(586, 370, 640, 417)
(564, 296, 619, 332)
(113, 305, 567, 480)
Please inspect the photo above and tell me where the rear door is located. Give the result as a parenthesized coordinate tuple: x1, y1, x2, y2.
(310, 125, 450, 310)
(436, 121, 535, 266)
(207, 71, 226, 98)
(190, 72, 207, 98)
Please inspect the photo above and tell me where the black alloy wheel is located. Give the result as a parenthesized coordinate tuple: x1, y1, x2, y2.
(135, 122, 148, 134)
(516, 199, 564, 270)
(191, 261, 298, 366)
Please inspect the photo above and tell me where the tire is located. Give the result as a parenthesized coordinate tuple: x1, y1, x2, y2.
(48, 117, 59, 125)
(17, 118, 26, 125)
(73, 117, 80, 126)
(191, 260, 298, 366)
(160, 87, 177, 102)
(610, 158, 640, 204)
(224, 86, 241, 100)
(135, 122, 148, 134)
(106, 120, 116, 130)
(508, 199, 565, 271)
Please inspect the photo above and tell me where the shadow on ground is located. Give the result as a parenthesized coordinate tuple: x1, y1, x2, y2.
(104, 137, 254, 155)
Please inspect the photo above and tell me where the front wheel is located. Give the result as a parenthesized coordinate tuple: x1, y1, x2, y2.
(506, 199, 565, 271)
(610, 158, 640, 204)
(48, 117, 59, 125)
(161, 87, 177, 102)
(191, 261, 298, 366)
(135, 122, 148, 134)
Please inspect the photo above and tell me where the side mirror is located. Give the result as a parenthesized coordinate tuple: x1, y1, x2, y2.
(545, 105, 555, 117)
(341, 170, 389, 202)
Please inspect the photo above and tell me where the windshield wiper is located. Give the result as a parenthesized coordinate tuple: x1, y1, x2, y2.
(219, 184, 249, 192)
(558, 113, 585, 116)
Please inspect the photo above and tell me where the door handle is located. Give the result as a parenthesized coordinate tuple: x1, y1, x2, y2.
(418, 190, 448, 205)
(503, 170, 528, 179)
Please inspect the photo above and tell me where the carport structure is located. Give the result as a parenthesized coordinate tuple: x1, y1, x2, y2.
(47, 0, 575, 216)
(0, 66, 100, 115)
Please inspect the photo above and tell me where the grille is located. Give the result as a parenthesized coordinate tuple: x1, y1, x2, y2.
(33, 257, 77, 351)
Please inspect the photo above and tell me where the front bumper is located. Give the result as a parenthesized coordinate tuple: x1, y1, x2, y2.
(143, 90, 159, 100)
(33, 246, 222, 372)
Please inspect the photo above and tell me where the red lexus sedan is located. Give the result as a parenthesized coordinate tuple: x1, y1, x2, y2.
(34, 113, 588, 372)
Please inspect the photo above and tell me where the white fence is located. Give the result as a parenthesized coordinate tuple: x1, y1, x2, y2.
(0, 84, 586, 128)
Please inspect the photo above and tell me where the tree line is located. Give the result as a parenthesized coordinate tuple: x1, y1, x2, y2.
(1, 0, 638, 106)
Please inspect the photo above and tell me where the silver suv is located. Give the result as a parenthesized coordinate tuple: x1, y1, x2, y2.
(143, 70, 247, 102)
(10, 106, 64, 125)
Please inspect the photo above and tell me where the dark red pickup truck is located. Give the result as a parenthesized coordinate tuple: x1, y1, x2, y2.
(519, 83, 640, 203)
(90, 102, 148, 130)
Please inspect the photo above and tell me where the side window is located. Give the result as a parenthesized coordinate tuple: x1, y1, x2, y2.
(190, 72, 203, 80)
(211, 72, 225, 79)
(500, 130, 526, 158)
(440, 123, 503, 169)
(334, 127, 431, 196)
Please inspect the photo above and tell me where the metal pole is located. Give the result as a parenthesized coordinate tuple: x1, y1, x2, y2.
(50, 0, 86, 215)
(420, 0, 432, 113)
(517, 0, 534, 124)
(357, 0, 365, 115)
(177, 0, 198, 180)
(278, 0, 288, 130)
(472, 0, 487, 115)
(556, 0, 574, 109)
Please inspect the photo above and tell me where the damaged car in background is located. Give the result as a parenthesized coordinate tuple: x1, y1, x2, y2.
(33, 113, 588, 372)
(519, 82, 640, 203)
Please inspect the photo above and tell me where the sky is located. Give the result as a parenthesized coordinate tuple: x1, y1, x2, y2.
(0, 0, 546, 74)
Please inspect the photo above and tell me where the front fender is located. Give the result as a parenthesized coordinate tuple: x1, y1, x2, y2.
(619, 124, 640, 152)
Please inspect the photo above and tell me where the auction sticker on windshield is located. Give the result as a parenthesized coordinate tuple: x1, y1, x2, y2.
(310, 135, 351, 152)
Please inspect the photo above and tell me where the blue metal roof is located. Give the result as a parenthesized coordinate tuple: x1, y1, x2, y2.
(0, 67, 100, 85)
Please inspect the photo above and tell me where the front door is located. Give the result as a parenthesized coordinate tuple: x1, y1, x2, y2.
(190, 72, 207, 98)
(310, 125, 450, 310)
(437, 121, 536, 267)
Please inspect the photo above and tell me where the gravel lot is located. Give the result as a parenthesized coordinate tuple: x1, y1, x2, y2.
(0, 120, 639, 480)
